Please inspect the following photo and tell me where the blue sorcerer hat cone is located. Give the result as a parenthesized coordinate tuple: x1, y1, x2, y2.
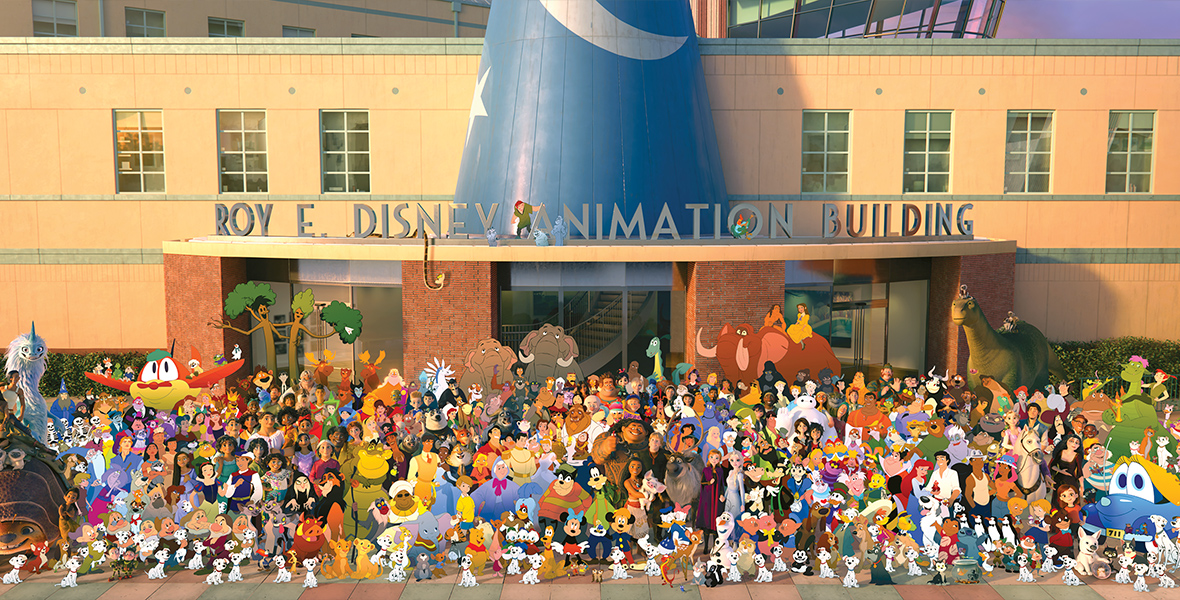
(455, 0, 728, 240)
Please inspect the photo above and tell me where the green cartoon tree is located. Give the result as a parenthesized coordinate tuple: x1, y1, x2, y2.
(210, 281, 287, 373)
(280, 289, 339, 384)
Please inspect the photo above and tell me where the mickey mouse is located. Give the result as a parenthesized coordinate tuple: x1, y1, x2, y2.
(606, 508, 636, 564)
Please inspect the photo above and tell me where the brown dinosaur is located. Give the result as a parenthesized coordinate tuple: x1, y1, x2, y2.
(951, 285, 1066, 393)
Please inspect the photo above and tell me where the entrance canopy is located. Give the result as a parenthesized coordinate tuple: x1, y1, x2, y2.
(165, 236, 1015, 263)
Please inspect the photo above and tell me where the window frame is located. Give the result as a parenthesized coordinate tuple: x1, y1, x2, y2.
(902, 110, 953, 194)
(1003, 110, 1054, 194)
(125, 7, 165, 37)
(800, 110, 851, 194)
(1106, 110, 1155, 194)
(217, 110, 269, 194)
(208, 16, 245, 38)
(113, 110, 166, 194)
(282, 25, 316, 37)
(320, 110, 371, 194)
(32, 0, 77, 37)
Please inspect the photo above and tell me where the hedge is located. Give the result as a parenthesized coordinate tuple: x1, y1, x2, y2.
(1052, 337, 1180, 388)
(1, 352, 148, 400)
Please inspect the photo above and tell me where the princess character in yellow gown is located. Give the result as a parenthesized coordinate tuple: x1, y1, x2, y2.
(787, 303, 813, 347)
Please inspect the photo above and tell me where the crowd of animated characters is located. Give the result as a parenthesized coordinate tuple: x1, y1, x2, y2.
(2, 284, 1180, 590)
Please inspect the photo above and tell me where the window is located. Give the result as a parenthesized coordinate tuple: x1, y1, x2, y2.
(218, 110, 268, 193)
(32, 0, 76, 36)
(351, 33, 377, 38)
(115, 111, 165, 193)
(1106, 111, 1154, 194)
(125, 8, 164, 37)
(1004, 111, 1053, 193)
(903, 111, 952, 193)
(801, 111, 850, 193)
(321, 111, 370, 193)
(208, 17, 244, 37)
(282, 25, 315, 37)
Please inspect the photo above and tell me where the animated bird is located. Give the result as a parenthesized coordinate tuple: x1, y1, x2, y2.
(85, 347, 244, 412)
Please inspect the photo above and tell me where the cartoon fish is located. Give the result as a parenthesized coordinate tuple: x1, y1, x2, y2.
(84, 348, 244, 411)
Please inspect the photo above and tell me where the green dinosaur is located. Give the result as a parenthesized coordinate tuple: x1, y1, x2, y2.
(951, 285, 1066, 393)
(1102, 356, 1172, 461)
(646, 337, 664, 382)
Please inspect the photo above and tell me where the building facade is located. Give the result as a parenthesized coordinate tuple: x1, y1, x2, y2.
(0, 36, 1177, 381)
(3, 0, 489, 39)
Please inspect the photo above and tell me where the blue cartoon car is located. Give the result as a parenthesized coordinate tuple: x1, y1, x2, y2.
(1080, 456, 1180, 543)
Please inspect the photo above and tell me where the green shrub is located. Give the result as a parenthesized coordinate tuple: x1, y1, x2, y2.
(1052, 337, 1180, 395)
(3, 351, 147, 399)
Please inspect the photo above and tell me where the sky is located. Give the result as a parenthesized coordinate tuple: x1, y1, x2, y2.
(998, 0, 1180, 38)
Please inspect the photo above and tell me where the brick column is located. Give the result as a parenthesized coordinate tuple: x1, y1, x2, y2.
(926, 253, 1016, 376)
(685, 261, 785, 378)
(402, 261, 498, 377)
(163, 254, 252, 371)
(926, 256, 962, 374)
(956, 252, 1016, 375)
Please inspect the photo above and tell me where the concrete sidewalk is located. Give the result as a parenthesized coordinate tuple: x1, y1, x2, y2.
(0, 561, 1176, 600)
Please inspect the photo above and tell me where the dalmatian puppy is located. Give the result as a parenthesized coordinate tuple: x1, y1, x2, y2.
(771, 545, 788, 572)
(148, 549, 170, 579)
(1040, 545, 1059, 574)
(754, 554, 773, 583)
(610, 546, 631, 580)
(727, 551, 743, 582)
(1134, 563, 1151, 593)
(1116, 554, 1134, 584)
(56, 556, 81, 588)
(521, 554, 544, 585)
(1060, 556, 1083, 586)
(505, 546, 524, 576)
(187, 540, 206, 570)
(302, 558, 319, 589)
(90, 539, 109, 569)
(905, 547, 925, 576)
(205, 558, 228, 586)
(273, 555, 291, 583)
(458, 555, 478, 588)
(842, 556, 860, 588)
(387, 547, 409, 582)
(1017, 554, 1036, 583)
(2, 556, 27, 585)
(882, 543, 896, 572)
(637, 535, 664, 577)
(1159, 569, 1177, 589)
(817, 548, 838, 579)
(373, 535, 395, 567)
(173, 529, 188, 564)
(227, 552, 245, 583)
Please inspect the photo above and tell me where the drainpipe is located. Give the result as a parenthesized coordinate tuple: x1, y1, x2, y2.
(451, 0, 461, 37)
(99, 0, 105, 36)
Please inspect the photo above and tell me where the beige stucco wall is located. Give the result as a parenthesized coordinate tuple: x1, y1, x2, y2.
(1, 39, 1178, 348)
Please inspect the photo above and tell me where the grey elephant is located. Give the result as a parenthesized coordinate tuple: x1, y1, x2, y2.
(517, 323, 583, 382)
